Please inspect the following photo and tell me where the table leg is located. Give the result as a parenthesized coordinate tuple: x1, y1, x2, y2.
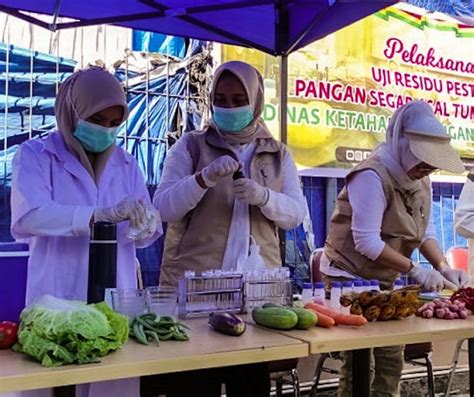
(53, 386, 75, 397)
(469, 338, 474, 396)
(352, 348, 370, 397)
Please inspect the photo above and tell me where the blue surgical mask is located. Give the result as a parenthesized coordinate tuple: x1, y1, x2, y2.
(212, 105, 253, 133)
(73, 119, 119, 153)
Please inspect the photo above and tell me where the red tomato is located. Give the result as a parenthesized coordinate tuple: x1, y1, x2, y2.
(0, 321, 18, 349)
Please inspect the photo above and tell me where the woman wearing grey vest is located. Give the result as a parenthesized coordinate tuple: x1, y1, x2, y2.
(149, 61, 306, 396)
(322, 100, 467, 396)
(154, 60, 306, 289)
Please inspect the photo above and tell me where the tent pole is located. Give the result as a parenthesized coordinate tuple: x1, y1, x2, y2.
(278, 54, 288, 267)
(279, 54, 288, 144)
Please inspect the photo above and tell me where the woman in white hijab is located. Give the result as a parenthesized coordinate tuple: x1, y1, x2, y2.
(321, 100, 467, 396)
(151, 61, 306, 397)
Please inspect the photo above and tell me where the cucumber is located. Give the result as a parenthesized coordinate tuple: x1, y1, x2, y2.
(260, 305, 317, 329)
(288, 307, 318, 329)
(252, 307, 298, 330)
(262, 302, 283, 309)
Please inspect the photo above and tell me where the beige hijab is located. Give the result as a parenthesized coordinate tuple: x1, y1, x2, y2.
(207, 61, 272, 145)
(54, 67, 129, 181)
(372, 101, 426, 192)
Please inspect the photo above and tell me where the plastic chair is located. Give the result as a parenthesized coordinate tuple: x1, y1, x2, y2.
(444, 339, 467, 396)
(311, 344, 435, 397)
(308, 249, 435, 397)
(445, 246, 469, 272)
(269, 359, 301, 397)
(309, 248, 324, 284)
(443, 246, 469, 396)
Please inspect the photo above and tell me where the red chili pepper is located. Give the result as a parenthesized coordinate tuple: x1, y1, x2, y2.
(0, 321, 18, 349)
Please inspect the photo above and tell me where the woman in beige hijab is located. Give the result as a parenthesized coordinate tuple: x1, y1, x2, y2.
(155, 60, 306, 287)
(151, 61, 306, 396)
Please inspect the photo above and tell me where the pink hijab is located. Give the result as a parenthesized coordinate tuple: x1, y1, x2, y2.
(54, 67, 129, 181)
(207, 61, 272, 145)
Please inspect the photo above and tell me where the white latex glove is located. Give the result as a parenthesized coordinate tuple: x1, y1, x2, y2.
(95, 198, 147, 227)
(233, 178, 269, 206)
(201, 155, 240, 187)
(126, 206, 161, 241)
(408, 265, 457, 291)
(439, 266, 470, 288)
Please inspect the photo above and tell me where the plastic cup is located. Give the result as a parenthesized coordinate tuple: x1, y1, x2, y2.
(145, 286, 178, 316)
(110, 288, 146, 319)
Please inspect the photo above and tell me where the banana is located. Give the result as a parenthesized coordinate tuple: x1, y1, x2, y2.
(378, 304, 396, 321)
(350, 302, 363, 315)
(363, 305, 381, 321)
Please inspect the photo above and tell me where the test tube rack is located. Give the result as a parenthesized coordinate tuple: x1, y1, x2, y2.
(243, 279, 293, 311)
(178, 273, 244, 318)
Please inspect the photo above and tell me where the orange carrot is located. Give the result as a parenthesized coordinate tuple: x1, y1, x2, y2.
(305, 308, 335, 328)
(305, 302, 367, 327)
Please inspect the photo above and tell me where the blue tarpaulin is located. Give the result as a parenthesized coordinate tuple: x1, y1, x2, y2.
(132, 31, 187, 58)
(406, 0, 473, 18)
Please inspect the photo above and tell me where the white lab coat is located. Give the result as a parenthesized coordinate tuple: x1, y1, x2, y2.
(7, 131, 160, 397)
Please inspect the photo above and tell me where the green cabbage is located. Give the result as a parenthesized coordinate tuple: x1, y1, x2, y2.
(14, 295, 129, 367)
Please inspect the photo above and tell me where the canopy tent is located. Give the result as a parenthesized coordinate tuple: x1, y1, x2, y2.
(0, 1, 397, 56)
(0, 0, 397, 143)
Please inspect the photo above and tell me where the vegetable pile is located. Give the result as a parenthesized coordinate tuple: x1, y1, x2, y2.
(13, 295, 128, 367)
(416, 298, 471, 320)
(339, 285, 421, 321)
(450, 287, 474, 311)
(0, 321, 18, 349)
(129, 313, 189, 345)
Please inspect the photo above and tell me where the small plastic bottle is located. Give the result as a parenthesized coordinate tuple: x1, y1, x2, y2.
(341, 281, 353, 313)
(362, 280, 371, 291)
(393, 278, 405, 290)
(330, 281, 342, 310)
(370, 279, 381, 292)
(342, 281, 353, 295)
(353, 279, 364, 294)
(313, 282, 326, 304)
(302, 282, 313, 304)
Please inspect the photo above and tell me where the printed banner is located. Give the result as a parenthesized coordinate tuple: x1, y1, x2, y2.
(221, 4, 473, 173)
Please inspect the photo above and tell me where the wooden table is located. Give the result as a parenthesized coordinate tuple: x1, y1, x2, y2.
(267, 315, 474, 396)
(0, 317, 308, 393)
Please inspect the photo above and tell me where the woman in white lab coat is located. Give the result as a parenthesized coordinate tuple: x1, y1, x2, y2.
(9, 67, 161, 397)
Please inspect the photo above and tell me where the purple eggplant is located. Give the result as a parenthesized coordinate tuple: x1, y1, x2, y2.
(209, 312, 246, 336)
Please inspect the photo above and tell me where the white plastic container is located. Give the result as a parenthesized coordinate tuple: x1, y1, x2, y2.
(302, 282, 313, 304)
(362, 280, 371, 291)
(393, 278, 405, 290)
(329, 281, 342, 310)
(313, 282, 326, 304)
(342, 281, 353, 295)
(353, 279, 364, 294)
(341, 281, 353, 314)
(370, 279, 381, 292)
